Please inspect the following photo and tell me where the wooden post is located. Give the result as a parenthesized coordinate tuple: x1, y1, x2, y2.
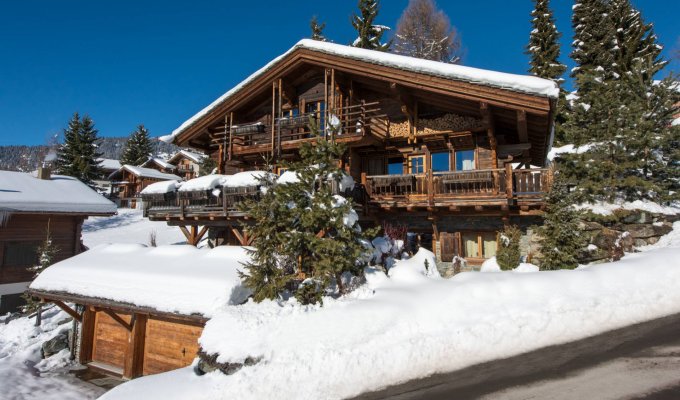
(277, 78, 282, 157)
(505, 162, 513, 200)
(271, 81, 276, 158)
(217, 143, 224, 174)
(517, 110, 528, 144)
(79, 307, 96, 364)
(227, 112, 234, 162)
(124, 313, 147, 379)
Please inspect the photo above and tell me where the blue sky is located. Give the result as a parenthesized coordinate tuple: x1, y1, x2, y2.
(1, 1, 678, 146)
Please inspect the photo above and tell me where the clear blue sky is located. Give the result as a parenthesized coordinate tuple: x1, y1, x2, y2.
(1, 0, 678, 146)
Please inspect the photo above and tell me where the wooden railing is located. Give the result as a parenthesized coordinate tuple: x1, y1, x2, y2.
(364, 168, 551, 205)
(143, 187, 260, 218)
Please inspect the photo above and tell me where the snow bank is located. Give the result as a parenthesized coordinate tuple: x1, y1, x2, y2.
(140, 180, 182, 195)
(221, 171, 272, 188)
(162, 39, 557, 143)
(480, 256, 501, 272)
(30, 244, 252, 317)
(575, 200, 680, 216)
(388, 248, 440, 281)
(179, 175, 230, 192)
(0, 170, 116, 215)
(103, 244, 680, 400)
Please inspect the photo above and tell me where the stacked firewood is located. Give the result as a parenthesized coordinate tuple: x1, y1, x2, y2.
(384, 113, 483, 138)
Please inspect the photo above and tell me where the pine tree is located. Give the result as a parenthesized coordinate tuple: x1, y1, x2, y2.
(539, 171, 587, 270)
(198, 156, 217, 176)
(120, 124, 154, 166)
(526, 0, 568, 143)
(351, 0, 390, 51)
(570, 0, 613, 97)
(55, 113, 103, 186)
(496, 225, 521, 270)
(310, 16, 327, 42)
(22, 225, 59, 314)
(393, 0, 461, 63)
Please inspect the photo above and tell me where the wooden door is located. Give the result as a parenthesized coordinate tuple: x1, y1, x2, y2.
(91, 312, 131, 373)
(142, 317, 203, 376)
(440, 232, 455, 262)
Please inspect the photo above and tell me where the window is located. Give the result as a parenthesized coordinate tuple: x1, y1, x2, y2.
(305, 101, 325, 131)
(455, 150, 475, 171)
(409, 155, 425, 174)
(461, 232, 497, 259)
(387, 157, 403, 175)
(2, 242, 40, 267)
(431, 152, 450, 172)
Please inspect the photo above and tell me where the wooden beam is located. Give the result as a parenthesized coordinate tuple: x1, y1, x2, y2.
(194, 226, 209, 245)
(124, 314, 147, 379)
(101, 308, 134, 331)
(178, 226, 192, 242)
(79, 307, 96, 364)
(52, 300, 82, 322)
(231, 227, 246, 246)
(517, 110, 528, 143)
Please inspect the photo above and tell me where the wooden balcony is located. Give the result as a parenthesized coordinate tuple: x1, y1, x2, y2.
(143, 187, 260, 220)
(363, 167, 551, 210)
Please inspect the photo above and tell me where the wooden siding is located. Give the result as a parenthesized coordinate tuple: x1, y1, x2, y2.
(142, 316, 203, 376)
(91, 311, 131, 372)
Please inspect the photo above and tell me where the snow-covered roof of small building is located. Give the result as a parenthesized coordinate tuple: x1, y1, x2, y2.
(178, 175, 229, 191)
(162, 39, 559, 143)
(141, 157, 175, 170)
(109, 165, 182, 181)
(0, 170, 116, 215)
(140, 180, 183, 195)
(168, 149, 205, 164)
(29, 244, 252, 317)
(97, 158, 121, 171)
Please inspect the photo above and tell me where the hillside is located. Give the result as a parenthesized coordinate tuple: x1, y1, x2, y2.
(0, 138, 181, 172)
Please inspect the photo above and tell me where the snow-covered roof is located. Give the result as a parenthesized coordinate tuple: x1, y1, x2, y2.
(97, 158, 121, 171)
(30, 244, 252, 317)
(0, 170, 116, 215)
(222, 171, 272, 187)
(178, 174, 228, 191)
(141, 157, 175, 170)
(110, 165, 182, 181)
(162, 39, 559, 143)
(140, 180, 183, 195)
(168, 149, 205, 164)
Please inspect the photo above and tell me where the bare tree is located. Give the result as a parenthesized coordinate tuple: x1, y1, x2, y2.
(393, 0, 462, 63)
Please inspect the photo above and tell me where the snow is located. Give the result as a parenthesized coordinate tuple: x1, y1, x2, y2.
(102, 237, 680, 400)
(111, 165, 181, 181)
(0, 170, 116, 215)
(276, 170, 300, 184)
(97, 158, 121, 171)
(221, 171, 272, 188)
(30, 244, 252, 317)
(168, 150, 205, 164)
(162, 39, 558, 143)
(388, 248, 440, 280)
(0, 307, 106, 400)
(575, 200, 680, 216)
(513, 263, 539, 273)
(140, 180, 182, 195)
(547, 143, 597, 161)
(178, 175, 229, 192)
(480, 256, 501, 272)
(82, 208, 185, 248)
(142, 157, 174, 170)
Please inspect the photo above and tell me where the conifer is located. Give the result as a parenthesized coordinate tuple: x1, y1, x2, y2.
(55, 113, 103, 186)
(310, 16, 327, 42)
(120, 124, 154, 166)
(22, 225, 59, 313)
(351, 0, 390, 51)
(496, 225, 521, 271)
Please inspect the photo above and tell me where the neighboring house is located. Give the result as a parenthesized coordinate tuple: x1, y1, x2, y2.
(108, 165, 181, 208)
(166, 150, 205, 180)
(0, 168, 116, 314)
(94, 158, 122, 195)
(27, 244, 249, 379)
(140, 157, 176, 174)
(151, 39, 558, 265)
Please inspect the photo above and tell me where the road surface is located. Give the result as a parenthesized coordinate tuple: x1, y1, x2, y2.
(355, 312, 680, 400)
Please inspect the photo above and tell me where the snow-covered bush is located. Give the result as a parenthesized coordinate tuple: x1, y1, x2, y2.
(496, 225, 521, 270)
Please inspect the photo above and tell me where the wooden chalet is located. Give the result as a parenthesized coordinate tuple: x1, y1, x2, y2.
(27, 244, 250, 379)
(154, 39, 559, 264)
(0, 168, 116, 313)
(166, 150, 205, 180)
(140, 157, 176, 174)
(109, 165, 181, 208)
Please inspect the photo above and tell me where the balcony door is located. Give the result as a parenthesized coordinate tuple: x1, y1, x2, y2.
(408, 155, 426, 175)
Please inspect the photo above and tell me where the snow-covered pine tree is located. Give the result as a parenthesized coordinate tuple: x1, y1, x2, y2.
(310, 16, 327, 42)
(120, 124, 154, 166)
(539, 171, 586, 270)
(22, 225, 59, 314)
(570, 0, 613, 97)
(55, 113, 103, 185)
(351, 0, 390, 51)
(393, 0, 461, 63)
(526, 0, 568, 144)
(496, 225, 521, 270)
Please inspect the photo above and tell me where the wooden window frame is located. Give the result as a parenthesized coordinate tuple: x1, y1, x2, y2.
(458, 231, 499, 261)
(430, 150, 451, 173)
(407, 154, 427, 175)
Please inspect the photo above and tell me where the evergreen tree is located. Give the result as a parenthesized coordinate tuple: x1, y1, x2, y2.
(539, 171, 586, 270)
(55, 113, 103, 185)
(351, 0, 390, 51)
(570, 0, 613, 97)
(22, 225, 59, 314)
(198, 156, 217, 176)
(526, 0, 568, 144)
(120, 124, 154, 166)
(496, 225, 521, 270)
(240, 120, 376, 302)
(310, 16, 327, 42)
(393, 0, 461, 63)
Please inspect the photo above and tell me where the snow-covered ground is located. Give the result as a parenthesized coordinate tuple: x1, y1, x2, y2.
(82, 208, 186, 248)
(102, 224, 680, 400)
(0, 308, 105, 400)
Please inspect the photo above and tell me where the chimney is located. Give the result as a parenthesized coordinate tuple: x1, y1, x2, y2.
(37, 166, 51, 180)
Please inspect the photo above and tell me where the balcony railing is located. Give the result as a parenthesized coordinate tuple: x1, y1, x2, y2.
(364, 167, 551, 206)
(143, 186, 261, 218)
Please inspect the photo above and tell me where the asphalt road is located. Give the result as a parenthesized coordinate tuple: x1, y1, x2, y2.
(355, 312, 680, 400)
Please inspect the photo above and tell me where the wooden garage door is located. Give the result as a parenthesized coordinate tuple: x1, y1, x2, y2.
(91, 312, 131, 372)
(142, 317, 203, 376)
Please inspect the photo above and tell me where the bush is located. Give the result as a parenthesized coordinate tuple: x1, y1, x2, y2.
(295, 279, 324, 306)
(496, 225, 521, 271)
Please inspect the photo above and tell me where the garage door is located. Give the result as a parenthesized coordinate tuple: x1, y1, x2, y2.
(91, 311, 131, 373)
(142, 317, 203, 375)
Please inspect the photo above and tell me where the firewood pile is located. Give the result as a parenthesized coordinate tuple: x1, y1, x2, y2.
(386, 113, 483, 138)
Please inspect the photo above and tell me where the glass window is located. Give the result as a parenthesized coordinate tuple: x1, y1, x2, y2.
(482, 232, 498, 258)
(2, 242, 39, 267)
(409, 156, 425, 174)
(455, 150, 475, 171)
(462, 233, 479, 258)
(431, 152, 450, 172)
(387, 158, 403, 175)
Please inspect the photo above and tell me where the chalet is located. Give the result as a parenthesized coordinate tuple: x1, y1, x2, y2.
(94, 158, 122, 195)
(0, 169, 116, 313)
(166, 150, 206, 180)
(140, 157, 177, 174)
(109, 165, 181, 208)
(27, 244, 250, 379)
(153, 39, 559, 265)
